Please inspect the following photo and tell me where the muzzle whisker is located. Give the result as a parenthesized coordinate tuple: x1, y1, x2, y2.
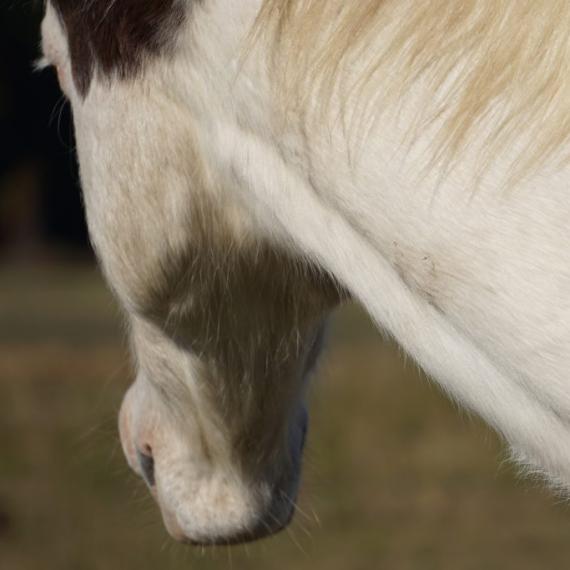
(309, 506, 322, 528)
(291, 516, 314, 542)
(279, 490, 314, 524)
(226, 544, 234, 570)
(285, 525, 309, 558)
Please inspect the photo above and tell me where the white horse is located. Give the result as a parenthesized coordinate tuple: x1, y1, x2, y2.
(41, 0, 570, 545)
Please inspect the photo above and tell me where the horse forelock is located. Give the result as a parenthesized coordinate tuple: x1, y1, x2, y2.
(49, 0, 189, 96)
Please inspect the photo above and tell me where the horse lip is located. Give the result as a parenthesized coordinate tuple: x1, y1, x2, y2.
(162, 482, 298, 546)
(174, 507, 294, 546)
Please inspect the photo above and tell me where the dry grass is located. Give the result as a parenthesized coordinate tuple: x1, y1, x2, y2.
(1, 265, 570, 569)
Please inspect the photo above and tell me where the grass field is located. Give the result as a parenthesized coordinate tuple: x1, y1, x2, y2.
(2, 265, 570, 569)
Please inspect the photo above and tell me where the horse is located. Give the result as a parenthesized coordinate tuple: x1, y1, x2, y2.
(40, 0, 570, 545)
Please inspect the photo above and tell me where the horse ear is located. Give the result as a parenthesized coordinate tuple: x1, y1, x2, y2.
(49, 0, 185, 96)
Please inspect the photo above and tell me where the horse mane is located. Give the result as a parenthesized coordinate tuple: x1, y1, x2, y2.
(253, 0, 570, 179)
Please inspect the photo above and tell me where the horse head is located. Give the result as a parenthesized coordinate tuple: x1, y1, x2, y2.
(41, 0, 344, 544)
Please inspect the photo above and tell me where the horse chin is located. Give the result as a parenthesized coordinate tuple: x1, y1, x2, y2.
(162, 482, 299, 546)
(153, 460, 302, 546)
(157, 428, 306, 546)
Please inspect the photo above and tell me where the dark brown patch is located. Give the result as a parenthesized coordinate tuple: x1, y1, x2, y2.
(50, 0, 187, 96)
(129, 200, 347, 464)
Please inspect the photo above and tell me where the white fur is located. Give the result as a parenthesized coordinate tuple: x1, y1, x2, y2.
(42, 0, 570, 542)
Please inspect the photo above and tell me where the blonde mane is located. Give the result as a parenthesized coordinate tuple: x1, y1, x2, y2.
(254, 0, 570, 179)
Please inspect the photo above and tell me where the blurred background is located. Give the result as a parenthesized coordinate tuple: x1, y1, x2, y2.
(2, 3, 570, 570)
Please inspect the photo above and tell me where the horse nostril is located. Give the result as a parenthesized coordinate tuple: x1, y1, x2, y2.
(137, 448, 155, 487)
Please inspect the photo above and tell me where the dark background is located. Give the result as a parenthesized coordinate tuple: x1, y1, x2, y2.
(1, 0, 88, 261)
